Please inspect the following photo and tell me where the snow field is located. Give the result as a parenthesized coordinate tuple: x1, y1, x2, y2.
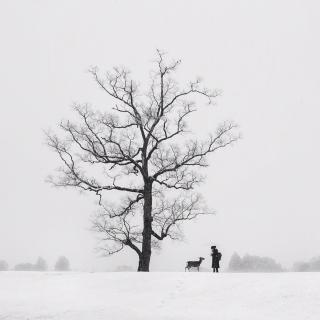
(0, 271, 319, 319)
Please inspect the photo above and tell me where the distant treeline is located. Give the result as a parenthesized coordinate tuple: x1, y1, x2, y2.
(0, 256, 70, 271)
(293, 257, 320, 272)
(2, 254, 320, 272)
(228, 253, 283, 272)
(228, 253, 320, 272)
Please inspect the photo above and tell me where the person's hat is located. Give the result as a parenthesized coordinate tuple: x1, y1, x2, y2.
(211, 245, 216, 249)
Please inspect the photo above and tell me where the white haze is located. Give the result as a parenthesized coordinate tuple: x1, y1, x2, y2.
(0, 0, 320, 271)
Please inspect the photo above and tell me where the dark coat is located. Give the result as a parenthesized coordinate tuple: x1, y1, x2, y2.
(211, 249, 221, 268)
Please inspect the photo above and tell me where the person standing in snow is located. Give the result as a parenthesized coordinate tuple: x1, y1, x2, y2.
(211, 246, 222, 272)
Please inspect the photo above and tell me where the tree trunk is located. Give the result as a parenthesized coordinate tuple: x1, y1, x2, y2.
(138, 180, 153, 271)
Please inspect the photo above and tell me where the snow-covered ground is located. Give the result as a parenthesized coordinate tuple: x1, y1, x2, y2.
(0, 271, 319, 319)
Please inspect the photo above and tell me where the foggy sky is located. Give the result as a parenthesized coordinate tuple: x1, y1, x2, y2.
(1, 0, 320, 271)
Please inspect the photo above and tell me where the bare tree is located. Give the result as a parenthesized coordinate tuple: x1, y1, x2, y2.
(47, 51, 239, 271)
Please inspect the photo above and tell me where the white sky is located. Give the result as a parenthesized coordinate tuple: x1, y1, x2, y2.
(0, 0, 320, 271)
